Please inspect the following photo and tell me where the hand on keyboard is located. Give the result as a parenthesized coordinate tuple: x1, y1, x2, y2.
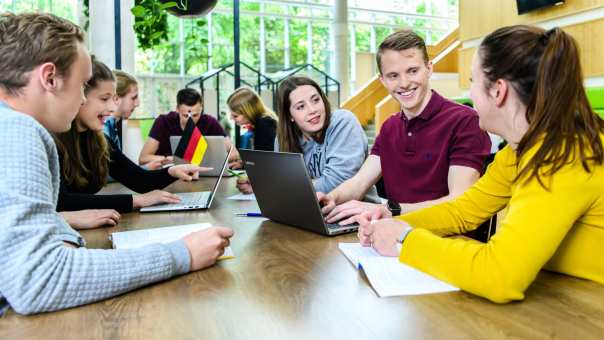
(133, 190, 181, 209)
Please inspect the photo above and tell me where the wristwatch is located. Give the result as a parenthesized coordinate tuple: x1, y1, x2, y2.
(386, 199, 401, 216)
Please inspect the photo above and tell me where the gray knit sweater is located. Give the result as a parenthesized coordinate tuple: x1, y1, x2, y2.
(0, 102, 191, 315)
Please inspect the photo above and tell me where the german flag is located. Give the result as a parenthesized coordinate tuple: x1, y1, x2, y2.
(174, 117, 207, 165)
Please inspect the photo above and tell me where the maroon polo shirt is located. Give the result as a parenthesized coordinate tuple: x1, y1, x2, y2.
(371, 90, 491, 203)
(148, 111, 226, 156)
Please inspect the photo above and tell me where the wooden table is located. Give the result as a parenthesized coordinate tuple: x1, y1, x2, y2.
(2, 178, 604, 339)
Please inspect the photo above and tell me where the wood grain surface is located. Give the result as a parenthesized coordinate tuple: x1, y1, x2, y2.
(2, 177, 604, 340)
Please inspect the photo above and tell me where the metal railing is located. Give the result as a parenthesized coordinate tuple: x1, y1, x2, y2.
(186, 62, 341, 116)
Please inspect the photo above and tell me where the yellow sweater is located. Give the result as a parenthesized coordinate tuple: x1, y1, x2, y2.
(397, 142, 604, 303)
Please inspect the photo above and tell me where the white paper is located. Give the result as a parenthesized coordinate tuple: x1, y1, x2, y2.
(339, 243, 459, 297)
(338, 242, 380, 269)
(226, 193, 256, 201)
(111, 223, 234, 258)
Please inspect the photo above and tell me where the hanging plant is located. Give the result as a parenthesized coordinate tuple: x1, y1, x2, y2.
(160, 0, 218, 18)
(83, 0, 90, 31)
(131, 0, 178, 50)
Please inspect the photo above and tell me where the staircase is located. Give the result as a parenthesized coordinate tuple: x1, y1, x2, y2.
(343, 28, 461, 131)
(364, 121, 377, 149)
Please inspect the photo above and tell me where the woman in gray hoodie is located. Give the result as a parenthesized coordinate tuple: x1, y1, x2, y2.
(236, 75, 372, 196)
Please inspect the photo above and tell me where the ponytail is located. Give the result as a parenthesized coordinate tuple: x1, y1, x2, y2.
(479, 25, 604, 188)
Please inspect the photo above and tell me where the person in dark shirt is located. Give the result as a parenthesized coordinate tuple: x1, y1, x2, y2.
(139, 87, 239, 169)
(227, 87, 277, 151)
(54, 57, 206, 229)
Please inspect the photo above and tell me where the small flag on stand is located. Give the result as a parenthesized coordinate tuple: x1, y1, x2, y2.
(174, 117, 207, 165)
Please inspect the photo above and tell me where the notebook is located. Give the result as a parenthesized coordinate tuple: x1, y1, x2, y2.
(338, 243, 458, 297)
(111, 223, 234, 259)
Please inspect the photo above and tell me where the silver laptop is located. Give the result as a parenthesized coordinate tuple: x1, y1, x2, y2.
(141, 147, 231, 212)
(170, 135, 233, 177)
(239, 149, 358, 236)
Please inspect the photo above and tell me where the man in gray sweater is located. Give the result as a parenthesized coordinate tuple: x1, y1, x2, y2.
(0, 13, 233, 315)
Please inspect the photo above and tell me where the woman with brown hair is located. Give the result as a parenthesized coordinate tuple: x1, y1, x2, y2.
(356, 25, 604, 303)
(227, 87, 277, 151)
(55, 56, 207, 229)
(236, 75, 371, 195)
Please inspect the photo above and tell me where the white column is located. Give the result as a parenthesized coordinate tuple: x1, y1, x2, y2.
(333, 0, 349, 100)
(89, 0, 116, 68)
(120, 0, 136, 73)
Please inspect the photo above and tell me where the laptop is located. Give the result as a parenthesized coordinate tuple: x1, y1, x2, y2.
(239, 149, 358, 236)
(140, 147, 231, 212)
(170, 135, 233, 177)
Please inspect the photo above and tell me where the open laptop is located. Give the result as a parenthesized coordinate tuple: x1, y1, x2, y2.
(170, 135, 233, 177)
(140, 147, 231, 212)
(239, 149, 358, 236)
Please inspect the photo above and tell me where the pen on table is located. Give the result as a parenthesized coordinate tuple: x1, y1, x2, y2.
(227, 169, 245, 178)
(235, 212, 263, 217)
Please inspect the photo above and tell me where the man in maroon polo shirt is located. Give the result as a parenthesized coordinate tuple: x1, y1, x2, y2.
(319, 29, 491, 224)
(138, 88, 238, 169)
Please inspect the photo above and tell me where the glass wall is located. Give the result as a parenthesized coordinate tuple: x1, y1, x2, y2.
(0, 0, 459, 117)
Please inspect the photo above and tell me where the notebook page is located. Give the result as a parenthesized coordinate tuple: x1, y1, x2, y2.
(111, 223, 234, 259)
(339, 243, 458, 297)
(338, 242, 380, 268)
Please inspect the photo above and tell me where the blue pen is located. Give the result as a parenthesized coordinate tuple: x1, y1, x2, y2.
(235, 212, 263, 217)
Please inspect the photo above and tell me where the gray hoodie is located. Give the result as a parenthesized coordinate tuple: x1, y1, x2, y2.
(276, 109, 378, 199)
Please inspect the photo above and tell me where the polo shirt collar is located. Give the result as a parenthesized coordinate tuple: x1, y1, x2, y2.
(401, 90, 444, 122)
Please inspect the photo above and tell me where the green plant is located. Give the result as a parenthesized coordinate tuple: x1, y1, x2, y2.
(83, 0, 89, 31)
(131, 0, 178, 50)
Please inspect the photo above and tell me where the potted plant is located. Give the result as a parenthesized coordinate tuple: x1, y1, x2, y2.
(131, 0, 178, 50)
(131, 1, 217, 50)
(160, 0, 218, 18)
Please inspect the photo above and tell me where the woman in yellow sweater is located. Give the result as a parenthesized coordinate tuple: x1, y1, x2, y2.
(356, 25, 604, 303)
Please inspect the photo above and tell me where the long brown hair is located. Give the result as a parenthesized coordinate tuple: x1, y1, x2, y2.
(227, 87, 277, 123)
(53, 56, 115, 190)
(479, 25, 604, 187)
(277, 76, 332, 153)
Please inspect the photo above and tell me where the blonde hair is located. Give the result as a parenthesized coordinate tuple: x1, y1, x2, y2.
(227, 87, 277, 123)
(114, 70, 138, 97)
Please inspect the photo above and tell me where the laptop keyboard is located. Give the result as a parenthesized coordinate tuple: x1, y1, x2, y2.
(325, 221, 359, 229)
(176, 192, 211, 206)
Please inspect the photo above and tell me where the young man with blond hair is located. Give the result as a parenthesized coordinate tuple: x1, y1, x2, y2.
(0, 12, 233, 315)
(320, 30, 491, 224)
